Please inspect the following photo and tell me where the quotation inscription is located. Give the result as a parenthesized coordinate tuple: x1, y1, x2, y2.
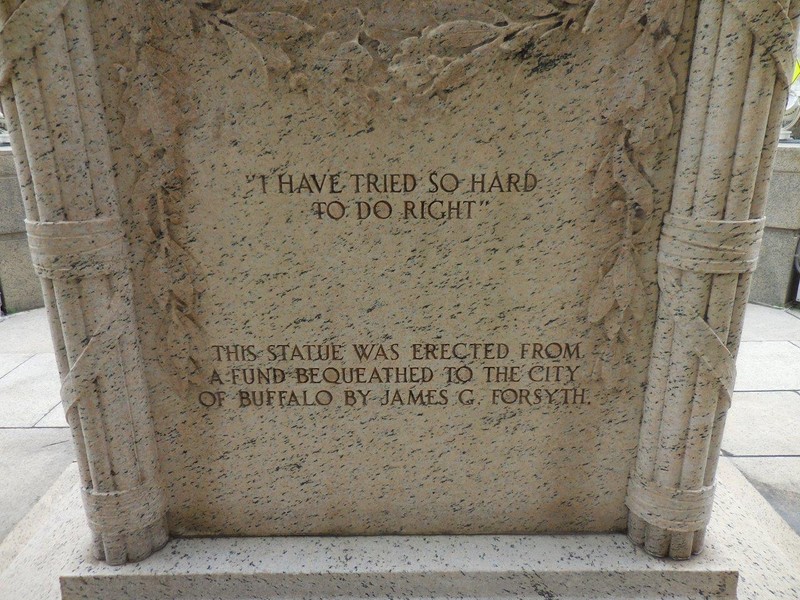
(245, 170, 539, 222)
(197, 341, 590, 411)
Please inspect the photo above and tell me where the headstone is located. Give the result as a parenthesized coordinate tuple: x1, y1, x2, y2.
(1, 0, 797, 596)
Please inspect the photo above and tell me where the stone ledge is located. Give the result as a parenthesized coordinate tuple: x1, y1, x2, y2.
(60, 536, 738, 599)
(3, 460, 799, 599)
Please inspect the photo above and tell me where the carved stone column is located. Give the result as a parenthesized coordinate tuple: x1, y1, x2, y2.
(0, 0, 168, 565)
(627, 0, 800, 560)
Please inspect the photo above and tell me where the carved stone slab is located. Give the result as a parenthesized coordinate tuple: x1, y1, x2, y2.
(113, 0, 689, 538)
(1, 0, 796, 564)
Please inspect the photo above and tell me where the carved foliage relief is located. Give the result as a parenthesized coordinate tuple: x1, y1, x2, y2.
(190, 1, 598, 110)
(117, 8, 206, 393)
(118, 0, 685, 392)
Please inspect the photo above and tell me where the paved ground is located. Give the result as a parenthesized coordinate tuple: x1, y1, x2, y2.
(0, 305, 798, 543)
(724, 303, 800, 534)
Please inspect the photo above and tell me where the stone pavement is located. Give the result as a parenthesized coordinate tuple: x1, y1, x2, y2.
(724, 303, 800, 534)
(0, 305, 798, 544)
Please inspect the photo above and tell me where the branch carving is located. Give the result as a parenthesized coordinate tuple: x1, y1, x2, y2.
(586, 1, 686, 384)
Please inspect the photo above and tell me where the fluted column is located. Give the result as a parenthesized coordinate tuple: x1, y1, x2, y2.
(0, 0, 168, 565)
(628, 0, 799, 560)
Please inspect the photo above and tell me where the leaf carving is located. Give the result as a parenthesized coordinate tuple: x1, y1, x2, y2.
(601, 348, 616, 383)
(583, 0, 618, 32)
(623, 0, 647, 27)
(629, 273, 646, 321)
(261, 44, 293, 75)
(582, 0, 684, 387)
(498, 21, 553, 55)
(424, 20, 502, 52)
(592, 152, 616, 201)
(425, 58, 469, 96)
(527, 1, 560, 17)
(647, 0, 683, 36)
(588, 268, 617, 324)
(219, 22, 269, 81)
(604, 305, 625, 339)
(122, 22, 206, 396)
(429, 0, 511, 24)
(226, 11, 313, 42)
(610, 251, 635, 311)
(145, 254, 172, 312)
(328, 39, 374, 80)
(229, 0, 308, 14)
(612, 136, 654, 218)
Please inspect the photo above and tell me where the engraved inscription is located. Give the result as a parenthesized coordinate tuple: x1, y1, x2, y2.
(245, 169, 539, 222)
(198, 340, 590, 411)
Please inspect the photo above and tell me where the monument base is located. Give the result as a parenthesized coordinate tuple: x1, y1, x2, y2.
(59, 536, 738, 599)
(2, 460, 799, 600)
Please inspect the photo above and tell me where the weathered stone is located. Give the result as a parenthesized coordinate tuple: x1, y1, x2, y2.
(750, 228, 800, 306)
(748, 144, 800, 306)
(0, 0, 796, 583)
(767, 145, 800, 231)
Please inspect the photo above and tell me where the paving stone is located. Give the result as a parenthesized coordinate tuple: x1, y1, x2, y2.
(731, 457, 800, 535)
(0, 308, 53, 354)
(734, 341, 800, 391)
(739, 304, 800, 342)
(0, 353, 31, 379)
(0, 428, 74, 543)
(0, 353, 61, 427)
(722, 391, 800, 456)
(35, 404, 68, 428)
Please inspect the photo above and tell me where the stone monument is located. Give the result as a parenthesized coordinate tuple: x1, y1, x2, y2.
(0, 0, 797, 597)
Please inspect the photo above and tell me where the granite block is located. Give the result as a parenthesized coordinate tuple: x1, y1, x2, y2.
(59, 536, 739, 599)
(749, 228, 800, 307)
(102, 0, 694, 540)
(765, 145, 800, 231)
(0, 235, 42, 314)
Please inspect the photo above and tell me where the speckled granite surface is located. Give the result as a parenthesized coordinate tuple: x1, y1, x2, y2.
(83, 0, 696, 538)
(3, 459, 799, 599)
(3, 0, 795, 567)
